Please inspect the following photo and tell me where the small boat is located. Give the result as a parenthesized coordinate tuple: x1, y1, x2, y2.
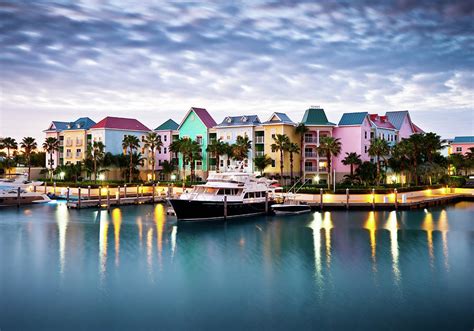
(168, 170, 278, 222)
(0, 173, 43, 189)
(0, 189, 51, 207)
(271, 193, 311, 215)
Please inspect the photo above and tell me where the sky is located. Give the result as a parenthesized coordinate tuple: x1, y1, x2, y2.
(0, 0, 473, 144)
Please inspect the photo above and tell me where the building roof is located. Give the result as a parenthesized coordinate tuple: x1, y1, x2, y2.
(263, 112, 295, 124)
(217, 115, 260, 127)
(453, 136, 474, 143)
(65, 117, 96, 130)
(412, 123, 424, 133)
(301, 107, 336, 126)
(179, 107, 217, 129)
(155, 119, 179, 131)
(384, 111, 411, 130)
(338, 112, 368, 126)
(369, 114, 396, 130)
(44, 121, 69, 132)
(91, 116, 150, 131)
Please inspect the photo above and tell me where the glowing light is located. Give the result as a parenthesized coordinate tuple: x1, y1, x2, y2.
(98, 174, 105, 181)
(59, 171, 65, 180)
(136, 217, 143, 247)
(364, 211, 377, 268)
(390, 175, 397, 183)
(313, 175, 320, 183)
(385, 211, 401, 286)
(308, 212, 323, 288)
(112, 208, 122, 266)
(422, 211, 434, 266)
(171, 174, 177, 181)
(56, 204, 69, 275)
(99, 212, 109, 281)
(154, 204, 165, 269)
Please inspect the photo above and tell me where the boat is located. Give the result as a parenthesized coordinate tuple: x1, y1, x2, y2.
(0, 188, 51, 207)
(271, 193, 311, 215)
(168, 172, 279, 222)
(0, 173, 43, 189)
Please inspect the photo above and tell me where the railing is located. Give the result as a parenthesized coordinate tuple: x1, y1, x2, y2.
(305, 152, 317, 158)
(66, 141, 73, 147)
(304, 137, 318, 143)
(305, 167, 317, 172)
(209, 165, 217, 171)
(76, 139, 83, 146)
(66, 153, 72, 158)
(255, 151, 264, 157)
(319, 167, 328, 172)
(76, 153, 82, 158)
(255, 137, 264, 144)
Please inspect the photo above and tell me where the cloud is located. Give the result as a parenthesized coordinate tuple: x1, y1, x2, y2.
(0, 0, 472, 142)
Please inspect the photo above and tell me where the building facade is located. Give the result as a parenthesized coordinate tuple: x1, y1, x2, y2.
(385, 111, 423, 140)
(448, 136, 474, 155)
(61, 117, 96, 165)
(154, 119, 179, 175)
(43, 121, 69, 169)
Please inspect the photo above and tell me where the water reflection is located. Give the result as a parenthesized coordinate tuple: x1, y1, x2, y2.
(99, 211, 109, 281)
(385, 211, 401, 286)
(112, 208, 122, 267)
(364, 211, 377, 271)
(322, 212, 333, 267)
(56, 204, 69, 275)
(146, 227, 154, 275)
(136, 216, 143, 248)
(308, 213, 323, 288)
(171, 225, 177, 260)
(422, 211, 435, 267)
(154, 204, 166, 269)
(422, 209, 450, 272)
(439, 210, 449, 271)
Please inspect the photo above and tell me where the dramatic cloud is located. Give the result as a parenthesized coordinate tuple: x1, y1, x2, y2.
(0, 0, 472, 141)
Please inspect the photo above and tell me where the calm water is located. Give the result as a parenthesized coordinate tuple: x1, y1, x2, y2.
(0, 202, 473, 330)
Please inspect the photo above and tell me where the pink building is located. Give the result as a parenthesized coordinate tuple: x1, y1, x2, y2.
(333, 112, 372, 181)
(449, 136, 474, 155)
(385, 111, 423, 140)
(154, 119, 179, 179)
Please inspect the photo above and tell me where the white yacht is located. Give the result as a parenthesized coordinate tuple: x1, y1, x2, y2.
(168, 172, 280, 222)
(0, 174, 43, 189)
(0, 174, 49, 207)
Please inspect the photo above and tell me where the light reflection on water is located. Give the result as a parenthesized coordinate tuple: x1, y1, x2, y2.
(0, 201, 473, 330)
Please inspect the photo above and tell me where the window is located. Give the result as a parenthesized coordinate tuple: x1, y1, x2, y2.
(370, 132, 374, 139)
(164, 148, 167, 154)
(196, 136, 203, 144)
(158, 148, 161, 154)
(271, 159, 276, 167)
(271, 134, 276, 139)
(158, 160, 162, 165)
(456, 147, 462, 152)
(364, 145, 368, 153)
(271, 145, 276, 153)
(158, 135, 161, 141)
(364, 131, 367, 139)
(164, 135, 167, 142)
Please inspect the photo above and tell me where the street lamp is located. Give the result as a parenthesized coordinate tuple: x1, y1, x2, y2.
(59, 171, 65, 180)
(170, 174, 176, 181)
(313, 175, 320, 184)
(98, 174, 105, 181)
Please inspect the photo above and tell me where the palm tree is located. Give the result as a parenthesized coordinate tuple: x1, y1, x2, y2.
(368, 138, 390, 185)
(184, 139, 202, 182)
(20, 137, 37, 180)
(86, 141, 105, 182)
(206, 138, 227, 172)
(271, 134, 290, 181)
(342, 152, 362, 177)
(389, 142, 411, 186)
(295, 123, 308, 178)
(42, 137, 60, 181)
(404, 134, 424, 185)
(287, 142, 300, 183)
(232, 135, 252, 164)
(423, 132, 444, 163)
(170, 137, 188, 183)
(122, 135, 141, 183)
(254, 155, 273, 176)
(2, 137, 18, 175)
(143, 132, 162, 182)
(356, 161, 377, 187)
(160, 160, 176, 180)
(317, 136, 342, 189)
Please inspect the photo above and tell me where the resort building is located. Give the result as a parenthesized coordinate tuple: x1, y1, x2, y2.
(300, 107, 336, 184)
(333, 112, 372, 181)
(385, 111, 423, 140)
(448, 136, 474, 155)
(61, 117, 96, 165)
(89, 116, 151, 155)
(154, 119, 179, 178)
(214, 115, 261, 173)
(368, 114, 398, 146)
(43, 121, 70, 168)
(260, 112, 300, 179)
(177, 107, 217, 180)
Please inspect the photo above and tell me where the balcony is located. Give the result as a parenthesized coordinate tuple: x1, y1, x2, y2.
(255, 136, 264, 144)
(76, 139, 83, 146)
(75, 152, 82, 158)
(66, 153, 72, 158)
(304, 137, 318, 144)
(255, 151, 264, 157)
(209, 165, 217, 171)
(304, 152, 317, 158)
(305, 166, 317, 172)
(65, 140, 73, 147)
(319, 167, 328, 173)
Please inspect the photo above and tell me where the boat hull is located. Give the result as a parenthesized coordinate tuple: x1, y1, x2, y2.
(168, 199, 270, 222)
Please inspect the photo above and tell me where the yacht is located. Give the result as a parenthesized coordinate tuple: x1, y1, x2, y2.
(0, 188, 51, 207)
(0, 174, 43, 189)
(168, 172, 280, 222)
(271, 193, 311, 215)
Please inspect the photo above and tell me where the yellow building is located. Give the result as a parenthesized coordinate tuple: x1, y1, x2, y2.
(256, 112, 301, 180)
(60, 117, 96, 165)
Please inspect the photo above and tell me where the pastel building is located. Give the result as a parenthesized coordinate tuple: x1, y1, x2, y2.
(368, 114, 398, 146)
(61, 117, 96, 165)
(177, 107, 217, 180)
(43, 121, 69, 168)
(214, 115, 261, 173)
(154, 119, 179, 174)
(89, 116, 151, 155)
(385, 111, 423, 139)
(333, 112, 372, 181)
(448, 136, 474, 155)
(300, 107, 336, 183)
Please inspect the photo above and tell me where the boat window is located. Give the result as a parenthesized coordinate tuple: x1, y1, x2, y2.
(204, 188, 219, 194)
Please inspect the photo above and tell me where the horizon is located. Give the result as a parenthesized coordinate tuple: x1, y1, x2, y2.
(1, 0, 473, 144)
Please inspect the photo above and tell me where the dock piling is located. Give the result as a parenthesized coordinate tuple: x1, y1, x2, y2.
(117, 186, 121, 205)
(33, 185, 36, 192)
(372, 189, 375, 209)
(224, 195, 228, 221)
(17, 187, 21, 208)
(87, 186, 91, 200)
(136, 186, 139, 203)
(265, 192, 269, 214)
(44, 183, 47, 194)
(346, 188, 349, 209)
(320, 188, 323, 210)
(98, 186, 102, 208)
(78, 187, 81, 208)
(152, 184, 156, 203)
(140, 184, 144, 198)
(124, 184, 127, 198)
(106, 187, 110, 212)
(66, 187, 70, 208)
(394, 189, 398, 209)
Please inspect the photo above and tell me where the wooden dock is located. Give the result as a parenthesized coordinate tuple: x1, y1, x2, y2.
(66, 195, 167, 209)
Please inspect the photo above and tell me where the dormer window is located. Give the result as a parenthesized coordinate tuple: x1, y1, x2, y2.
(76, 123, 81, 128)
(226, 117, 232, 123)
(67, 124, 71, 129)
(242, 116, 247, 122)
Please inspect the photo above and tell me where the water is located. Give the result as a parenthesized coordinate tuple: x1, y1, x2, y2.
(1, 202, 473, 330)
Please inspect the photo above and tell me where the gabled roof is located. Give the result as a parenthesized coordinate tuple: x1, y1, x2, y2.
(338, 112, 369, 126)
(217, 115, 260, 127)
(301, 107, 336, 126)
(453, 136, 474, 143)
(65, 117, 96, 130)
(412, 123, 424, 133)
(155, 119, 179, 131)
(385, 111, 411, 130)
(369, 114, 396, 130)
(91, 116, 150, 131)
(263, 112, 294, 124)
(178, 107, 217, 129)
(44, 121, 69, 132)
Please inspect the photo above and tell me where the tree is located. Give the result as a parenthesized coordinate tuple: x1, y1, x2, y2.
(317, 136, 342, 189)
(295, 123, 308, 178)
(404, 133, 424, 185)
(232, 135, 252, 163)
(287, 142, 300, 183)
(143, 132, 162, 182)
(388, 142, 411, 186)
(254, 155, 273, 176)
(356, 161, 377, 187)
(368, 138, 390, 185)
(86, 141, 105, 182)
(206, 138, 227, 172)
(160, 160, 176, 180)
(448, 153, 465, 176)
(271, 134, 290, 182)
(122, 135, 141, 183)
(184, 139, 202, 182)
(20, 137, 37, 180)
(342, 152, 362, 177)
(42, 137, 60, 181)
(170, 137, 187, 183)
(2, 137, 18, 175)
